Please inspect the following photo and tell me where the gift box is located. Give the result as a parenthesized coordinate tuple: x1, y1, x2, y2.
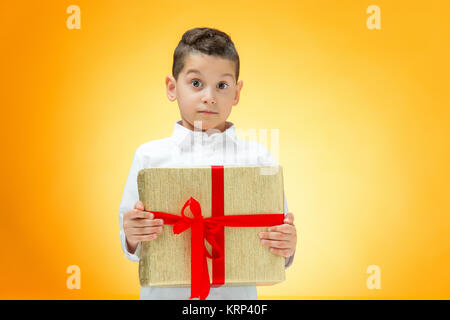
(137, 165, 286, 299)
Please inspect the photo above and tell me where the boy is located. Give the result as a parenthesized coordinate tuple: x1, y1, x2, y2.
(119, 27, 297, 300)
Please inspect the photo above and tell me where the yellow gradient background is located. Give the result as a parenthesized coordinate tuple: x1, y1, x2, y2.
(1, 0, 449, 299)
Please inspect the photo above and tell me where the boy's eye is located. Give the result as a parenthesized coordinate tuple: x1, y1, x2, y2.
(191, 79, 202, 88)
(218, 82, 228, 89)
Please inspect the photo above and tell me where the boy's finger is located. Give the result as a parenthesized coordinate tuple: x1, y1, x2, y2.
(134, 218, 163, 227)
(133, 209, 153, 219)
(131, 226, 163, 235)
(258, 231, 289, 241)
(269, 248, 292, 258)
(128, 218, 162, 228)
(267, 224, 295, 234)
(283, 212, 294, 225)
(135, 234, 158, 241)
(134, 201, 144, 210)
(260, 239, 289, 248)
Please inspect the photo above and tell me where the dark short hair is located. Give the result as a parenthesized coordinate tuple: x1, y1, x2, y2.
(172, 27, 240, 82)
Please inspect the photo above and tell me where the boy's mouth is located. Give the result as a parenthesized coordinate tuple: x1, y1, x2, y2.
(198, 110, 218, 114)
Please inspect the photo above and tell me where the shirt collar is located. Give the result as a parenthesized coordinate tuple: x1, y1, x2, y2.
(172, 120, 239, 148)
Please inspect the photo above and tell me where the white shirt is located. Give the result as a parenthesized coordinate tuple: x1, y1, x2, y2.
(119, 120, 295, 300)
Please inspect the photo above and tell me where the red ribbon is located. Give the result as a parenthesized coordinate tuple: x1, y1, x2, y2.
(144, 165, 284, 300)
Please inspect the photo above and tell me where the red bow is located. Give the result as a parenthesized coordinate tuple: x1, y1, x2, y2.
(146, 197, 283, 300)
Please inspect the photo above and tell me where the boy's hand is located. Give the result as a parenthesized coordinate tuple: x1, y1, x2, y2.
(123, 201, 164, 254)
(259, 212, 296, 258)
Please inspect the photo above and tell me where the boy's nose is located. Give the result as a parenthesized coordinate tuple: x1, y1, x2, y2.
(201, 89, 216, 105)
(202, 98, 216, 105)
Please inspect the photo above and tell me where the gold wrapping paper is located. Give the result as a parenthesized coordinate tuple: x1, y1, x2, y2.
(137, 165, 286, 287)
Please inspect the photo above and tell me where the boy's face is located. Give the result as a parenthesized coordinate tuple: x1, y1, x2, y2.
(166, 53, 243, 133)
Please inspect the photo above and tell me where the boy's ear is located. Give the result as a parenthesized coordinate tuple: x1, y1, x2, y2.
(166, 75, 177, 102)
(233, 80, 243, 105)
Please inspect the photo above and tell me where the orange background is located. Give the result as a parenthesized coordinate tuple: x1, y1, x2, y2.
(1, 0, 449, 299)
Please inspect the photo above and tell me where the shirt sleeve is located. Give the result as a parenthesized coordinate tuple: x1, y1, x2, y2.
(119, 147, 143, 262)
(256, 142, 277, 166)
(284, 193, 295, 269)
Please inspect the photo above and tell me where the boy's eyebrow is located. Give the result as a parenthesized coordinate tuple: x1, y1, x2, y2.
(185, 68, 234, 79)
